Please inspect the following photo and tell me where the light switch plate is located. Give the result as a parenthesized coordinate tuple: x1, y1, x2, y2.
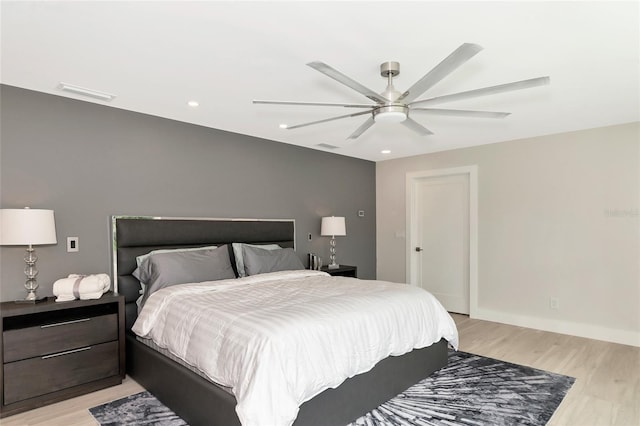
(67, 237, 79, 252)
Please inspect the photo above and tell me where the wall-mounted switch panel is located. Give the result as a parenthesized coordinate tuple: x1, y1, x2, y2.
(67, 237, 79, 252)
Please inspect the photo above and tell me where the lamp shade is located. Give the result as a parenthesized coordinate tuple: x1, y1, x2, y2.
(0, 208, 57, 245)
(321, 216, 346, 237)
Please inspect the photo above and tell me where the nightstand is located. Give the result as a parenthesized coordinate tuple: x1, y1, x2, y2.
(320, 265, 358, 278)
(0, 292, 125, 418)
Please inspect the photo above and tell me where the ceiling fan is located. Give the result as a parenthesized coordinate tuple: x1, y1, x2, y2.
(253, 43, 550, 139)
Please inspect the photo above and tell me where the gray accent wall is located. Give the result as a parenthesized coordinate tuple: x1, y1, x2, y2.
(0, 85, 376, 301)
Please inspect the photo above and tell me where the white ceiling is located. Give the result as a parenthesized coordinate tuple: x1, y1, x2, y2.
(2, 1, 639, 162)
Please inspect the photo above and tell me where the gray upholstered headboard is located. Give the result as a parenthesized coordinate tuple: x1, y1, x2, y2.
(111, 216, 296, 330)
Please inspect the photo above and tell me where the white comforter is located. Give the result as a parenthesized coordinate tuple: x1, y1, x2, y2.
(132, 270, 459, 426)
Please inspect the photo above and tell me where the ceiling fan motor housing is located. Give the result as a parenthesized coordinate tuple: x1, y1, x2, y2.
(375, 62, 408, 122)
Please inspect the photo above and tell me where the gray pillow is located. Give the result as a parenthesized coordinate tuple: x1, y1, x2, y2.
(232, 243, 281, 277)
(135, 245, 218, 267)
(242, 245, 304, 276)
(133, 245, 235, 308)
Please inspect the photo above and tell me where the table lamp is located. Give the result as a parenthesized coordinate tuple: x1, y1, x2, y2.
(0, 208, 57, 302)
(321, 216, 346, 269)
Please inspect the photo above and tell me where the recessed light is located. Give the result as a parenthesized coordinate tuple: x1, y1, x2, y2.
(58, 82, 115, 101)
(188, 101, 199, 107)
(381, 149, 391, 154)
(279, 124, 288, 129)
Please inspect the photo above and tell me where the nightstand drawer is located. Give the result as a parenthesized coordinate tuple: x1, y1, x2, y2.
(3, 313, 118, 362)
(3, 341, 119, 405)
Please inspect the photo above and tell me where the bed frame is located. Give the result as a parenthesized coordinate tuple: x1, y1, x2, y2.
(112, 216, 448, 426)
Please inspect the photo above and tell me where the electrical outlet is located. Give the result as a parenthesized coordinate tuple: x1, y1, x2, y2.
(549, 297, 560, 310)
(307, 233, 312, 241)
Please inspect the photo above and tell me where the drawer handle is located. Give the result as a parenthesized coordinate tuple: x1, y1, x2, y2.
(41, 318, 91, 328)
(42, 346, 92, 359)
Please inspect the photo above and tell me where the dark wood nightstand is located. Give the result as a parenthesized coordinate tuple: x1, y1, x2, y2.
(0, 292, 125, 418)
(320, 265, 358, 278)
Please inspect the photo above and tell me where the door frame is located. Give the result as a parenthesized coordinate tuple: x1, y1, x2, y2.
(406, 165, 478, 317)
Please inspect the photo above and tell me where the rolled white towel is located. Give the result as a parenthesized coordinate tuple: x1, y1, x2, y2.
(53, 273, 111, 302)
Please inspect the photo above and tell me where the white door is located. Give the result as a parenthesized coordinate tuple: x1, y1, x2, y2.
(410, 173, 470, 314)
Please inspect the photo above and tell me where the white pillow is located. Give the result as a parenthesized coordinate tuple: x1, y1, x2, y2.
(232, 243, 281, 277)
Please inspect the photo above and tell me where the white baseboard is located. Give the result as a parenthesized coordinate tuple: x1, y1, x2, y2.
(473, 308, 640, 347)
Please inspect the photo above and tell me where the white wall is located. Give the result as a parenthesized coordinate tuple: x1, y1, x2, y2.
(377, 122, 640, 346)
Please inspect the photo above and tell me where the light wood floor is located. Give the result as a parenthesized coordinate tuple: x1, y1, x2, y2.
(3, 314, 639, 426)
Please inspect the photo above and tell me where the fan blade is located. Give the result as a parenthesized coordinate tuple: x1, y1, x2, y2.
(307, 61, 389, 104)
(401, 118, 434, 136)
(410, 108, 510, 118)
(347, 117, 376, 139)
(397, 43, 483, 103)
(284, 110, 372, 130)
(410, 76, 551, 107)
(253, 100, 374, 108)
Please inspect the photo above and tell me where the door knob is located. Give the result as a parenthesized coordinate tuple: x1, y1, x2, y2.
(415, 247, 423, 252)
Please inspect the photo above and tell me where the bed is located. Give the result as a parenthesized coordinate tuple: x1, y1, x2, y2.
(112, 216, 457, 426)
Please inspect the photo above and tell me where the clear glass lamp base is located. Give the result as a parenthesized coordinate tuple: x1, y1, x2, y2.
(327, 237, 339, 269)
(20, 246, 43, 302)
(24, 290, 38, 300)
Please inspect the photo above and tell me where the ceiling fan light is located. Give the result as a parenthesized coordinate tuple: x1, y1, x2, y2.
(375, 111, 407, 123)
(373, 105, 409, 123)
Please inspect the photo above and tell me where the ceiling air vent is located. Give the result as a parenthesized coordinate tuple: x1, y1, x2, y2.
(58, 83, 116, 101)
(316, 143, 339, 150)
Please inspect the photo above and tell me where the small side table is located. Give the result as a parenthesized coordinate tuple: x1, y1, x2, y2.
(320, 265, 357, 278)
(0, 292, 125, 417)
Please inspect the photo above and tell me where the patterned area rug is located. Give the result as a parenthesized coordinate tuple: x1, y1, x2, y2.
(89, 351, 575, 426)
(348, 351, 575, 425)
(89, 390, 187, 425)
